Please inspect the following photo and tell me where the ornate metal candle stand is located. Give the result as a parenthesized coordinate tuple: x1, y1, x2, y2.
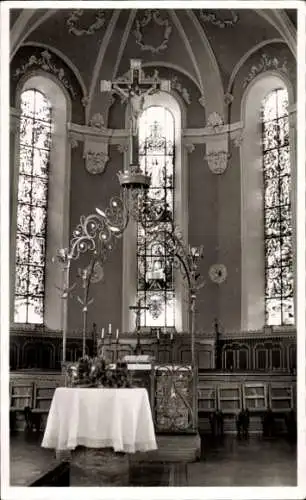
(145, 224, 205, 366)
(54, 59, 204, 385)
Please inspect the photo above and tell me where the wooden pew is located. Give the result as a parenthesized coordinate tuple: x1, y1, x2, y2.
(10, 382, 34, 431)
(31, 382, 57, 431)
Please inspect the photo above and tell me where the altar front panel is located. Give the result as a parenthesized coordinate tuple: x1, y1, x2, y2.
(153, 364, 197, 434)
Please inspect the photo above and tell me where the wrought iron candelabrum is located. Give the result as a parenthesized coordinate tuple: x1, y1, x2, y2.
(145, 224, 204, 366)
(54, 56, 204, 372)
(54, 162, 159, 368)
(55, 199, 204, 371)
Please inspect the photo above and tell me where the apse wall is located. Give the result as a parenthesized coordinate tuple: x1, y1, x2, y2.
(9, 10, 297, 338)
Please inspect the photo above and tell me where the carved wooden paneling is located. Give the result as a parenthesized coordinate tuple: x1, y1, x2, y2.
(197, 350, 212, 369)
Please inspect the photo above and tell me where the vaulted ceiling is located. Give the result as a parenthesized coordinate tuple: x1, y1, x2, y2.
(10, 8, 297, 122)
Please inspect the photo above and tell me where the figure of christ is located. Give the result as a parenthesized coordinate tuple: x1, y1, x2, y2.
(113, 82, 158, 136)
(129, 299, 149, 333)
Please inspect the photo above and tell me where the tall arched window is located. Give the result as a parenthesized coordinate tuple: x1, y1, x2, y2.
(240, 73, 296, 331)
(137, 106, 175, 327)
(11, 74, 71, 330)
(14, 89, 52, 324)
(121, 91, 186, 332)
(262, 88, 294, 326)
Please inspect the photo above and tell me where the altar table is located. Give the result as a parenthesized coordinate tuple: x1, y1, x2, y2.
(41, 387, 157, 454)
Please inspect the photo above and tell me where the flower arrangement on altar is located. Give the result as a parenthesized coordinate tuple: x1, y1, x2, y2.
(66, 355, 132, 388)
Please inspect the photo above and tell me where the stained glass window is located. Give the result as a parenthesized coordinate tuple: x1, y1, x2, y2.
(262, 88, 294, 326)
(136, 106, 175, 327)
(14, 89, 52, 324)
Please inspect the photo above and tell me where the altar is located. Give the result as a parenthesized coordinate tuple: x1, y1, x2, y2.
(42, 387, 157, 486)
(42, 387, 156, 453)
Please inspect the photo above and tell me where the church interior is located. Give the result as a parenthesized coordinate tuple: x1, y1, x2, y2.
(7, 4, 300, 490)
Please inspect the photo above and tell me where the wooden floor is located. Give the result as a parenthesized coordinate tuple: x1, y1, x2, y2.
(9, 431, 297, 487)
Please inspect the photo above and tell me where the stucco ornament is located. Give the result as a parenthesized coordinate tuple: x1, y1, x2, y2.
(67, 10, 105, 36)
(206, 112, 224, 133)
(171, 76, 191, 104)
(209, 264, 227, 284)
(89, 113, 105, 129)
(233, 134, 243, 147)
(205, 151, 230, 175)
(70, 137, 79, 149)
(242, 53, 289, 88)
(84, 151, 109, 175)
(184, 143, 195, 153)
(13, 50, 76, 99)
(133, 10, 172, 53)
(198, 95, 206, 108)
(117, 143, 129, 154)
(199, 10, 239, 28)
(81, 96, 90, 108)
(224, 92, 234, 106)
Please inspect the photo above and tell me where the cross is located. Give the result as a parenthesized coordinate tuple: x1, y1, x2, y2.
(100, 59, 171, 166)
(129, 299, 149, 332)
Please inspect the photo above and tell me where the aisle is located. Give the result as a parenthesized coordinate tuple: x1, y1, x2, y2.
(187, 435, 297, 486)
(10, 432, 297, 487)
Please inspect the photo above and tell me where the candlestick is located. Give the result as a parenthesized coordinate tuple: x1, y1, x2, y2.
(101, 328, 104, 339)
(108, 323, 112, 335)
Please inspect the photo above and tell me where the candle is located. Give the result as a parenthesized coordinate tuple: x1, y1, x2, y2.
(108, 323, 112, 335)
(101, 328, 104, 339)
(116, 328, 119, 339)
(170, 332, 173, 341)
(157, 330, 160, 340)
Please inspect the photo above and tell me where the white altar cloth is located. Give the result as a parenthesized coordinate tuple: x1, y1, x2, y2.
(41, 387, 157, 453)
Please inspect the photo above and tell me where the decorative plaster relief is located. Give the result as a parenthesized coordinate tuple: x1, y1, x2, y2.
(84, 151, 108, 175)
(205, 151, 230, 174)
(83, 139, 109, 175)
(117, 143, 129, 154)
(70, 137, 79, 149)
(13, 50, 77, 99)
(199, 10, 239, 28)
(198, 95, 206, 108)
(81, 96, 90, 108)
(242, 54, 289, 89)
(233, 134, 243, 147)
(224, 92, 234, 106)
(184, 143, 195, 153)
(89, 112, 105, 129)
(206, 112, 224, 132)
(133, 10, 172, 53)
(171, 76, 191, 104)
(67, 10, 105, 36)
(209, 264, 227, 284)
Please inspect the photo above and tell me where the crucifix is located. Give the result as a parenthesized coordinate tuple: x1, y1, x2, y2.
(129, 299, 149, 354)
(129, 299, 149, 333)
(100, 59, 171, 167)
